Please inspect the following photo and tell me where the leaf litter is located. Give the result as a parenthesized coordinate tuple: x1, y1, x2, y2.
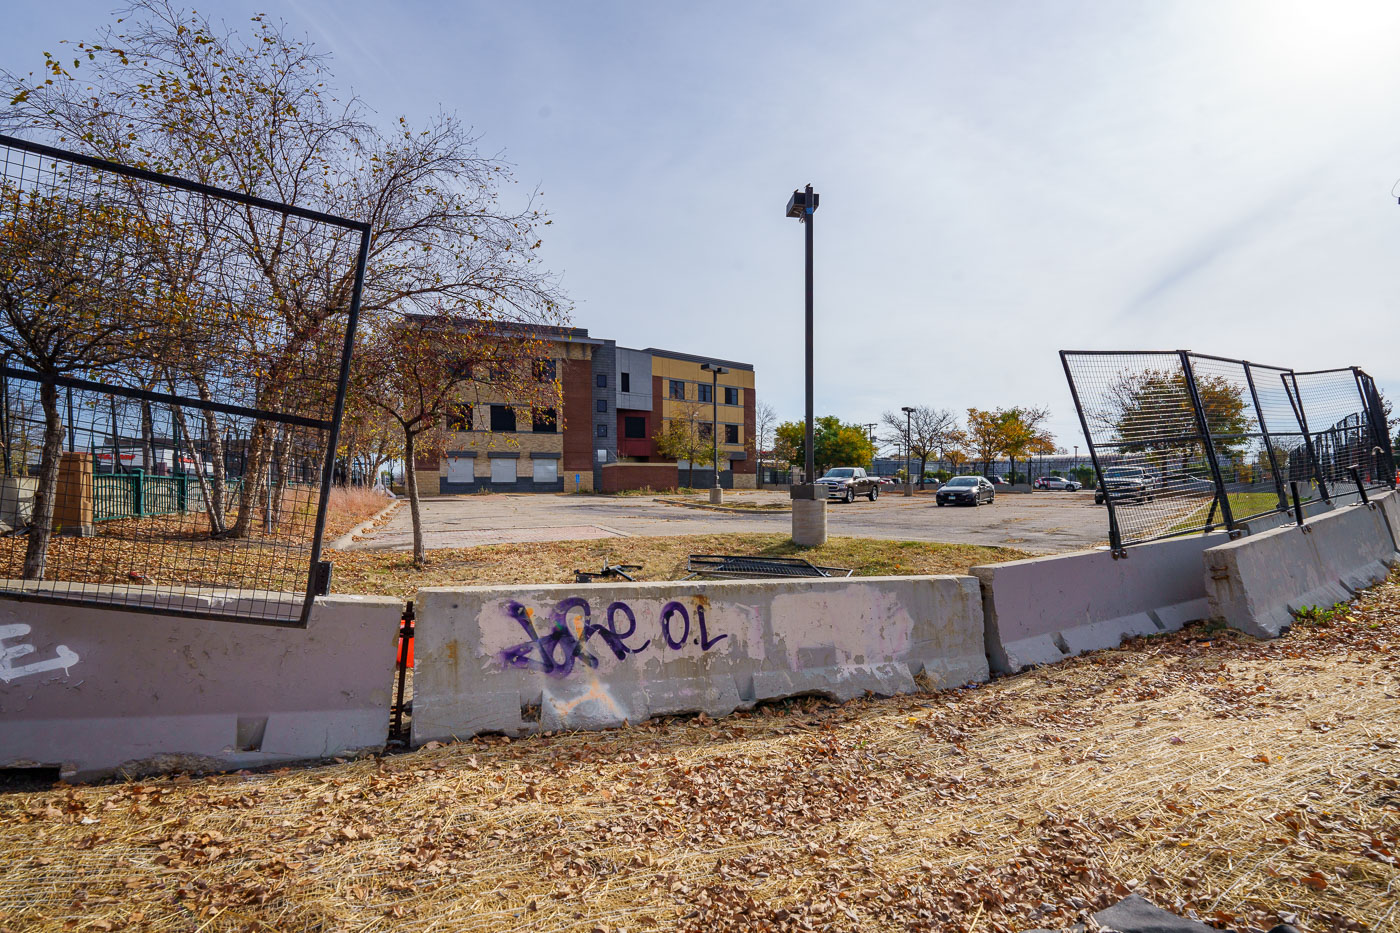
(1, 573, 1398, 933)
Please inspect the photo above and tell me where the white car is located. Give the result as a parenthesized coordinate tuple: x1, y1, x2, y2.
(1034, 476, 1081, 491)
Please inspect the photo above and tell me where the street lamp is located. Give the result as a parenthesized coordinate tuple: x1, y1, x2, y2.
(901, 406, 915, 497)
(785, 184, 825, 546)
(700, 363, 728, 504)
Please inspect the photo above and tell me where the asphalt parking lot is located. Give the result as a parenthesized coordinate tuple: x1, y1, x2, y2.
(351, 487, 1108, 554)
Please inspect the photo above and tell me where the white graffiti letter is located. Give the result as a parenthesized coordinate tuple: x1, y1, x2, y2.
(0, 623, 80, 683)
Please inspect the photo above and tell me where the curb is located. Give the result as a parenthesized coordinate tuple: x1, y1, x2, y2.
(330, 499, 402, 550)
(655, 497, 792, 515)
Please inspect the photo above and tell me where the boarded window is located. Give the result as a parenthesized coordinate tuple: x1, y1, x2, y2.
(532, 459, 559, 484)
(490, 458, 517, 483)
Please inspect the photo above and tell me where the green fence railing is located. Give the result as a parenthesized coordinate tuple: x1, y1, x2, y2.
(93, 472, 245, 522)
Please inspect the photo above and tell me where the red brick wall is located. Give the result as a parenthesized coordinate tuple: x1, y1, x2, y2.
(650, 375, 666, 460)
(561, 357, 592, 473)
(600, 462, 679, 493)
(736, 390, 757, 474)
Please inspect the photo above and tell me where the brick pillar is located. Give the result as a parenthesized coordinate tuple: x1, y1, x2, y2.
(55, 451, 95, 537)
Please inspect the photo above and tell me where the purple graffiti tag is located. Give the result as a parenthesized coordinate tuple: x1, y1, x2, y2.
(586, 601, 650, 659)
(697, 605, 729, 650)
(500, 598, 600, 676)
(660, 601, 690, 650)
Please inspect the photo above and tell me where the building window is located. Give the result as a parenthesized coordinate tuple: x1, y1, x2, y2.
(624, 416, 647, 439)
(724, 386, 739, 405)
(669, 379, 685, 400)
(534, 359, 556, 383)
(725, 424, 739, 444)
(697, 383, 712, 403)
(447, 403, 472, 432)
(490, 405, 516, 432)
(699, 422, 713, 440)
(597, 399, 608, 413)
(596, 373, 607, 388)
(621, 372, 630, 392)
(532, 407, 557, 433)
(596, 424, 608, 438)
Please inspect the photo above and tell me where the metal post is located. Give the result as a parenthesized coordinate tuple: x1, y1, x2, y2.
(1061, 351, 1123, 553)
(904, 408, 913, 496)
(1282, 371, 1330, 501)
(1291, 481, 1305, 526)
(1180, 352, 1236, 534)
(66, 385, 75, 452)
(803, 184, 815, 489)
(1355, 368, 1395, 489)
(711, 371, 719, 492)
(1349, 466, 1369, 505)
(1242, 363, 1288, 513)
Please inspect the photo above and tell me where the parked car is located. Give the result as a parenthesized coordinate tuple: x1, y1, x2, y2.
(935, 475, 995, 506)
(816, 467, 881, 502)
(988, 475, 1008, 486)
(1094, 465, 1159, 504)
(1034, 475, 1081, 491)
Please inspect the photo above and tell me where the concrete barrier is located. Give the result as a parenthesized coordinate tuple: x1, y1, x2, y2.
(972, 533, 1226, 673)
(411, 576, 986, 742)
(1205, 493, 1399, 639)
(0, 594, 402, 781)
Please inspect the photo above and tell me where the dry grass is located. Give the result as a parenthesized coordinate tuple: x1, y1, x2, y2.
(325, 534, 1030, 598)
(3, 576, 1399, 932)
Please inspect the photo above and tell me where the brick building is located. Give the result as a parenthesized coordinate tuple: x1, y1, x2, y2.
(413, 324, 755, 495)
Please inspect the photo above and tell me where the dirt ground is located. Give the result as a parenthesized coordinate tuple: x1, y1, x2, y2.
(2, 574, 1398, 933)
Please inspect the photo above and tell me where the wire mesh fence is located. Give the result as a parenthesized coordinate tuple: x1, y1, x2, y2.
(1062, 350, 1396, 551)
(0, 134, 369, 626)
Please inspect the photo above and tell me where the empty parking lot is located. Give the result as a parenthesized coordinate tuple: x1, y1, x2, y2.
(350, 488, 1108, 554)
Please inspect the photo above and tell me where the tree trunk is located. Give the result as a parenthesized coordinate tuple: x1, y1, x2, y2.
(140, 399, 155, 474)
(22, 379, 66, 580)
(194, 376, 227, 528)
(918, 455, 928, 488)
(403, 428, 425, 567)
(169, 400, 225, 536)
(229, 419, 272, 538)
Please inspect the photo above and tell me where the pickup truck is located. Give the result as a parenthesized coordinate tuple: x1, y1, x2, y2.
(816, 467, 880, 502)
(1094, 465, 1159, 505)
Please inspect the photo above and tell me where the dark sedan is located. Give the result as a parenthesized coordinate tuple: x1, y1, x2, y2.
(935, 475, 995, 506)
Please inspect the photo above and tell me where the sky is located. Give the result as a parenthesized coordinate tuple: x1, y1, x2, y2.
(5, 1, 1400, 452)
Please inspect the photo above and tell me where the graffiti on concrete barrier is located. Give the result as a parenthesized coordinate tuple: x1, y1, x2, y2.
(501, 596, 728, 676)
(0, 623, 80, 683)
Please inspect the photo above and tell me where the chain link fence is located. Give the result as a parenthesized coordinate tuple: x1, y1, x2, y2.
(0, 134, 369, 626)
(1062, 350, 1395, 551)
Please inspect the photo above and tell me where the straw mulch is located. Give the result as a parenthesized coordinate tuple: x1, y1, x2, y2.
(2, 580, 1398, 933)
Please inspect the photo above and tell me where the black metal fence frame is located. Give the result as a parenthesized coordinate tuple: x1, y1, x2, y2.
(0, 133, 370, 627)
(1062, 349, 1397, 554)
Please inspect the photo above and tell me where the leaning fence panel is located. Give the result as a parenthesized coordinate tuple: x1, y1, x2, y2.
(1064, 350, 1397, 551)
(0, 134, 369, 626)
(1061, 351, 1225, 548)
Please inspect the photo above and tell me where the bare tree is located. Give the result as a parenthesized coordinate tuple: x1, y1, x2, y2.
(4, 1, 566, 541)
(881, 406, 959, 487)
(754, 400, 777, 488)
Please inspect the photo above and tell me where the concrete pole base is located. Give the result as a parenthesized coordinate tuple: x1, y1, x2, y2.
(709, 486, 723, 505)
(791, 498, 828, 547)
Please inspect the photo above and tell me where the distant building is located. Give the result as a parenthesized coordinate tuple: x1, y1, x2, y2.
(412, 325, 756, 494)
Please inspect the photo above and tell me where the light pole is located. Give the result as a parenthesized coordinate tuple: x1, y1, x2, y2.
(785, 185, 825, 546)
(901, 406, 915, 496)
(700, 363, 728, 504)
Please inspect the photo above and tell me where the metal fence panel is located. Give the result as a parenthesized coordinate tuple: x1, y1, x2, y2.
(1062, 350, 1396, 550)
(0, 134, 369, 626)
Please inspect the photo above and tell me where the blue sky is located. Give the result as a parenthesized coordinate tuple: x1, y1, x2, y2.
(5, 1, 1400, 450)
